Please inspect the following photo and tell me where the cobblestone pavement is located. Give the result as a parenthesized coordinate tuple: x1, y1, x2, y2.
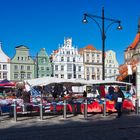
(0, 113, 140, 140)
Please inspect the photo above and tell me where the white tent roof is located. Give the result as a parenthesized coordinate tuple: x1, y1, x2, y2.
(25, 77, 132, 87)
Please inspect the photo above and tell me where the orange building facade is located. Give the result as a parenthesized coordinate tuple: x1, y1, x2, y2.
(117, 19, 140, 84)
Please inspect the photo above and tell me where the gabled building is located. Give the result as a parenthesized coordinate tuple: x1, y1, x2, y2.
(117, 18, 140, 84)
(51, 37, 84, 79)
(79, 45, 102, 80)
(10, 45, 35, 81)
(0, 42, 11, 80)
(37, 48, 52, 78)
(105, 50, 119, 80)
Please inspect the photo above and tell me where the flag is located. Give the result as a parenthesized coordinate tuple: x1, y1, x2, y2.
(127, 65, 132, 75)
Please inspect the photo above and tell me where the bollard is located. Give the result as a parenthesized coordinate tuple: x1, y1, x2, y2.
(53, 101, 56, 114)
(63, 99, 67, 119)
(84, 99, 87, 119)
(135, 98, 139, 115)
(103, 98, 106, 116)
(40, 100, 43, 120)
(13, 100, 17, 122)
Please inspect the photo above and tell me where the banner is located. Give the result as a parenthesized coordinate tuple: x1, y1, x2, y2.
(127, 65, 132, 75)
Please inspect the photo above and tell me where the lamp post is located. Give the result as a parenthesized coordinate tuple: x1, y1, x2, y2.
(36, 53, 39, 78)
(82, 7, 122, 80)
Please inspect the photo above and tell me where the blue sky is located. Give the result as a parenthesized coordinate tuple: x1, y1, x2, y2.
(0, 0, 140, 64)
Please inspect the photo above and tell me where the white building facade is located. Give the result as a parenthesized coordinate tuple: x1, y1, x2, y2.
(105, 50, 119, 80)
(0, 42, 11, 80)
(51, 38, 84, 79)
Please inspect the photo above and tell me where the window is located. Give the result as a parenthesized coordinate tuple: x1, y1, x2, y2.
(74, 74, 76, 78)
(61, 74, 64, 78)
(55, 65, 58, 71)
(68, 74, 72, 79)
(67, 64, 72, 71)
(27, 66, 30, 70)
(78, 66, 81, 72)
(3, 72, 7, 79)
(3, 65, 7, 70)
(86, 53, 89, 57)
(92, 68, 94, 73)
(21, 57, 24, 60)
(92, 53, 94, 57)
(97, 68, 100, 72)
(92, 75, 95, 80)
(61, 57, 64, 62)
(67, 51, 70, 55)
(86, 67, 89, 72)
(14, 73, 18, 79)
(27, 73, 31, 79)
(41, 74, 44, 77)
(46, 67, 49, 71)
(97, 60, 100, 63)
(42, 58, 46, 64)
(0, 65, 1, 70)
(109, 70, 112, 74)
(55, 74, 58, 78)
(21, 65, 24, 70)
(114, 70, 116, 74)
(73, 57, 75, 62)
(97, 75, 100, 80)
(0, 72, 1, 79)
(14, 65, 18, 70)
(78, 75, 81, 79)
(21, 72, 25, 79)
(61, 65, 64, 71)
(41, 67, 44, 70)
(67, 57, 70, 62)
(87, 75, 89, 80)
(21, 73, 25, 80)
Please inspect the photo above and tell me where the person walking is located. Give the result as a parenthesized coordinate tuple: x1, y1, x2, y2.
(113, 86, 124, 118)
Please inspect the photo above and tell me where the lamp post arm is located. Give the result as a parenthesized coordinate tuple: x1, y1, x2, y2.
(86, 13, 120, 23)
(105, 20, 120, 34)
(84, 13, 102, 37)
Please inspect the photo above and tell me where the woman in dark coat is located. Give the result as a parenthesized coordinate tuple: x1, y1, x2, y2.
(113, 86, 124, 118)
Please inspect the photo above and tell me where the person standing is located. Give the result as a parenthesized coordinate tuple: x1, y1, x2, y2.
(21, 88, 31, 112)
(83, 90, 87, 98)
(113, 86, 124, 118)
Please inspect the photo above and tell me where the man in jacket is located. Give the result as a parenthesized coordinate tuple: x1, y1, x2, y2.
(113, 86, 124, 118)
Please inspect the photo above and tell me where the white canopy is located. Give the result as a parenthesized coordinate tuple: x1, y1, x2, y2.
(25, 77, 132, 87)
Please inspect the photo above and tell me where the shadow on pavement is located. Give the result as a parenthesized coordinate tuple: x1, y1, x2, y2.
(0, 113, 140, 140)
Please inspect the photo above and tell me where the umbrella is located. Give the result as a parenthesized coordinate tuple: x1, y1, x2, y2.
(0, 79, 15, 87)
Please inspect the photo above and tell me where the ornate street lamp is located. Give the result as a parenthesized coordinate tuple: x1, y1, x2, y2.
(82, 7, 122, 80)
